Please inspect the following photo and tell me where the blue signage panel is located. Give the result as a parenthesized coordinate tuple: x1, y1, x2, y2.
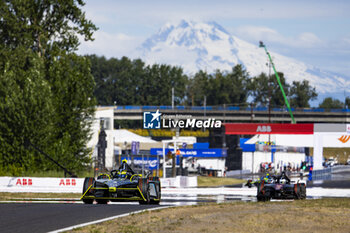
(240, 138, 256, 152)
(150, 148, 227, 158)
(122, 157, 158, 170)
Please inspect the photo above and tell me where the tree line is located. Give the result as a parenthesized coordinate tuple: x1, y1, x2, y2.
(91, 55, 349, 109)
(88, 55, 350, 109)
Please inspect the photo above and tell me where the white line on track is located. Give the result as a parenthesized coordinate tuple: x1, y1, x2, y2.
(48, 206, 172, 233)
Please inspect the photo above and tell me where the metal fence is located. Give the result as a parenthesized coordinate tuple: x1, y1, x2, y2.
(114, 105, 350, 113)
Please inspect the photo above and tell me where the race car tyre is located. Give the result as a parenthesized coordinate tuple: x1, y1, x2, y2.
(257, 180, 264, 194)
(257, 194, 271, 202)
(149, 177, 161, 205)
(300, 183, 306, 199)
(139, 178, 150, 205)
(257, 182, 271, 202)
(94, 181, 109, 204)
(82, 177, 95, 204)
(257, 180, 268, 202)
(96, 199, 108, 204)
(294, 183, 306, 200)
(150, 183, 161, 205)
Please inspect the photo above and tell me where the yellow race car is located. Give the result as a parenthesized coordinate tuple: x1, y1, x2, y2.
(81, 160, 161, 205)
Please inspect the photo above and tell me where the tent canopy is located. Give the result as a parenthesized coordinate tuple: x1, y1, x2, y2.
(245, 134, 350, 148)
(110, 129, 157, 143)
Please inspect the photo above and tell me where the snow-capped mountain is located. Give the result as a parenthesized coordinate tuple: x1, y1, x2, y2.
(139, 20, 349, 95)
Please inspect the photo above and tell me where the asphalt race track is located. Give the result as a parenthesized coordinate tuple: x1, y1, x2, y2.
(2, 184, 350, 233)
(0, 203, 161, 233)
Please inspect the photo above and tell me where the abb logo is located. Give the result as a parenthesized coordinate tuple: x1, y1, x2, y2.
(257, 125, 272, 133)
(338, 135, 350, 143)
(59, 179, 76, 186)
(16, 178, 33, 186)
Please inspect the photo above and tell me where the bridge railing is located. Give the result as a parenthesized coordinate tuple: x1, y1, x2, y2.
(113, 105, 350, 113)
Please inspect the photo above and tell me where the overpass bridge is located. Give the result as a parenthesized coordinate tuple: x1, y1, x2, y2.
(112, 106, 350, 123)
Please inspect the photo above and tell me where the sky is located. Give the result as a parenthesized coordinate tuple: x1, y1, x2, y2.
(78, 0, 350, 77)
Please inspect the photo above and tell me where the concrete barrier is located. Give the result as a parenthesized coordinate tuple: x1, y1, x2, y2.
(160, 176, 197, 188)
(312, 168, 331, 181)
(0, 176, 198, 192)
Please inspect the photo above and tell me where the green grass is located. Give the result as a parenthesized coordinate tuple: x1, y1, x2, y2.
(197, 176, 245, 187)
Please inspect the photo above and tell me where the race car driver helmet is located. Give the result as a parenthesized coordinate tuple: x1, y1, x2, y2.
(263, 173, 270, 182)
(118, 170, 128, 179)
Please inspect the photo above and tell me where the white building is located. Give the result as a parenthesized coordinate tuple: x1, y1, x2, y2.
(87, 107, 115, 169)
(87, 107, 162, 170)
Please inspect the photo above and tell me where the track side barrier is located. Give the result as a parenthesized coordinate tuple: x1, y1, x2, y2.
(0, 176, 198, 193)
(160, 176, 197, 188)
(0, 177, 84, 193)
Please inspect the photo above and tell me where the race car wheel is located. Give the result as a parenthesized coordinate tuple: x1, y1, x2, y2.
(295, 183, 306, 200)
(149, 177, 161, 205)
(150, 182, 161, 205)
(96, 199, 108, 204)
(257, 194, 271, 202)
(139, 178, 150, 205)
(257, 180, 265, 194)
(94, 181, 109, 204)
(296, 183, 306, 199)
(82, 177, 95, 204)
(300, 183, 306, 199)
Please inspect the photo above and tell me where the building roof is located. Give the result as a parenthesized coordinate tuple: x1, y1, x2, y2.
(245, 134, 350, 148)
(109, 129, 158, 143)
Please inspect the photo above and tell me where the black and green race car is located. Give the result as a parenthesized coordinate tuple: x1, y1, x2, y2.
(81, 160, 161, 205)
(255, 172, 306, 201)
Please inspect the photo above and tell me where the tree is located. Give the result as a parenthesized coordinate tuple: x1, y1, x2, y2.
(0, 47, 54, 174)
(319, 97, 344, 109)
(289, 80, 317, 108)
(0, 0, 97, 56)
(46, 52, 96, 171)
(187, 70, 210, 106)
(0, 1, 97, 174)
(226, 65, 250, 106)
(250, 72, 290, 107)
(188, 65, 250, 106)
(346, 97, 350, 109)
(90, 56, 188, 106)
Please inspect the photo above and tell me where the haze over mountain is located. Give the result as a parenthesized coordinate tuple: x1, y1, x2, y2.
(139, 20, 349, 99)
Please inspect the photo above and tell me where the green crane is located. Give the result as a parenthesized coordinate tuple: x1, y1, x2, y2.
(259, 41, 296, 124)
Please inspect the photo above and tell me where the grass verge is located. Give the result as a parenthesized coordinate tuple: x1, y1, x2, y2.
(197, 176, 245, 187)
(70, 198, 350, 233)
(0, 192, 81, 200)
